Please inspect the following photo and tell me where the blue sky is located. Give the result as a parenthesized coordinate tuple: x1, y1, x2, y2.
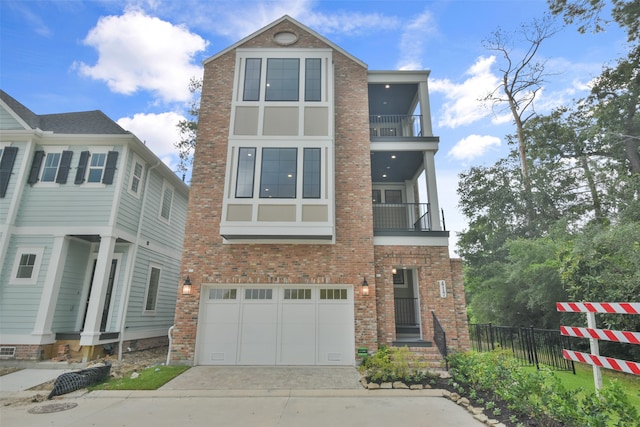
(0, 0, 628, 255)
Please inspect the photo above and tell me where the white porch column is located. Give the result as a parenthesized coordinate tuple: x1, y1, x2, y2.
(418, 81, 433, 137)
(80, 235, 116, 345)
(423, 151, 442, 231)
(31, 235, 69, 343)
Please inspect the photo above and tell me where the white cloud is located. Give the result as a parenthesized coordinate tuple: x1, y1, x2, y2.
(396, 10, 436, 70)
(448, 134, 501, 161)
(117, 112, 185, 168)
(430, 56, 501, 128)
(75, 9, 207, 103)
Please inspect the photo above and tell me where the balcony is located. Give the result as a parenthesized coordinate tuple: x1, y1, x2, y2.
(370, 114, 422, 138)
(373, 203, 430, 233)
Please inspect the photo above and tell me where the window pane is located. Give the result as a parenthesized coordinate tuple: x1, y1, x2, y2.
(88, 153, 106, 183)
(305, 58, 321, 101)
(41, 153, 61, 182)
(303, 148, 321, 198)
(17, 254, 36, 278)
(161, 187, 173, 219)
(372, 189, 381, 203)
(266, 58, 299, 101)
(131, 161, 143, 193)
(235, 147, 256, 197)
(260, 148, 297, 198)
(243, 58, 262, 101)
(145, 267, 160, 311)
(385, 189, 402, 204)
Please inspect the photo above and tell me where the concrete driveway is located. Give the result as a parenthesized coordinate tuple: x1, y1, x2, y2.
(1, 367, 486, 426)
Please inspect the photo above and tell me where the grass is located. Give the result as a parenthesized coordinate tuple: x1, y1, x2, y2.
(523, 363, 640, 411)
(89, 365, 190, 390)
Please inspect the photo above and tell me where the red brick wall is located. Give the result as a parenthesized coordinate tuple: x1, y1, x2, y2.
(171, 20, 377, 364)
(374, 246, 469, 352)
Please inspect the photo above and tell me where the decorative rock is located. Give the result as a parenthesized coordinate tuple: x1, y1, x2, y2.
(367, 382, 380, 390)
(380, 382, 393, 389)
(486, 419, 500, 426)
(424, 384, 432, 389)
(130, 372, 140, 379)
(473, 414, 488, 423)
(441, 390, 451, 398)
(392, 381, 408, 389)
(410, 384, 423, 390)
(457, 397, 470, 407)
(449, 392, 460, 402)
(469, 407, 484, 415)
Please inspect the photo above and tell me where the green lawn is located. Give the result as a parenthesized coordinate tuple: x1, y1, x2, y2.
(524, 363, 640, 411)
(89, 365, 190, 390)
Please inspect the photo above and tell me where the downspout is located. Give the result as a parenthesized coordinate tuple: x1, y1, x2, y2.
(166, 325, 175, 366)
(117, 160, 161, 360)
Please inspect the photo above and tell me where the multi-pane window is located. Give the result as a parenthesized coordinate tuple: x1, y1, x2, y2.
(305, 58, 321, 101)
(209, 289, 237, 300)
(303, 148, 321, 198)
(265, 58, 300, 101)
(320, 289, 348, 300)
(144, 266, 160, 311)
(129, 157, 144, 196)
(284, 289, 312, 300)
(160, 183, 174, 221)
(16, 254, 37, 279)
(41, 153, 61, 182)
(245, 288, 273, 300)
(87, 153, 106, 183)
(235, 148, 256, 197)
(243, 58, 262, 101)
(260, 148, 297, 198)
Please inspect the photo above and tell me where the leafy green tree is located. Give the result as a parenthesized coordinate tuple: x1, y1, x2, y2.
(174, 77, 202, 177)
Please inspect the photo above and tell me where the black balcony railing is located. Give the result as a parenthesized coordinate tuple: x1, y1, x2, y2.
(395, 298, 418, 326)
(373, 203, 430, 231)
(369, 114, 423, 137)
(432, 311, 448, 370)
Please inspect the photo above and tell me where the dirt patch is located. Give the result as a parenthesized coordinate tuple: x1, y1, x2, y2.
(2, 346, 169, 407)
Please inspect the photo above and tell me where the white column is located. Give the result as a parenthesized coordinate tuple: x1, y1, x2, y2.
(31, 235, 69, 342)
(80, 235, 116, 345)
(423, 151, 442, 231)
(418, 81, 433, 137)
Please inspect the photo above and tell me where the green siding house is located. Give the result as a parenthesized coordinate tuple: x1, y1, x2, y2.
(0, 90, 188, 361)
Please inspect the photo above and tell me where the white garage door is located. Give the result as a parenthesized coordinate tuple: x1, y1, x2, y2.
(197, 286, 355, 365)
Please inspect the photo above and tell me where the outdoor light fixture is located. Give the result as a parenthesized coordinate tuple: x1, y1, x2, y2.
(182, 276, 192, 295)
(391, 267, 397, 275)
(362, 277, 369, 296)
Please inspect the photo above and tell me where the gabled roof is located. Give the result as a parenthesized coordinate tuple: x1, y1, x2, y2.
(203, 15, 367, 68)
(0, 90, 128, 134)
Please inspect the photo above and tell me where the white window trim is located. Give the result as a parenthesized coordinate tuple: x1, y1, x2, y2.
(158, 180, 174, 223)
(36, 146, 68, 187)
(142, 263, 162, 314)
(127, 153, 145, 198)
(83, 147, 113, 187)
(9, 247, 45, 285)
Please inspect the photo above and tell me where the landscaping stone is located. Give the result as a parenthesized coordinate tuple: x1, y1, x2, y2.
(473, 413, 488, 423)
(392, 381, 408, 389)
(449, 392, 460, 402)
(380, 382, 392, 389)
(409, 384, 423, 390)
(367, 382, 380, 390)
(457, 397, 470, 407)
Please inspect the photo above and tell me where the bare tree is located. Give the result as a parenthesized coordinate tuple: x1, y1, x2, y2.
(482, 15, 561, 222)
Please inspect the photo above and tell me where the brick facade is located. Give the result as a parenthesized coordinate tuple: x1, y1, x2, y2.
(170, 17, 469, 365)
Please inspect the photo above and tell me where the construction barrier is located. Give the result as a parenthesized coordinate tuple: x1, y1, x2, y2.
(558, 302, 639, 391)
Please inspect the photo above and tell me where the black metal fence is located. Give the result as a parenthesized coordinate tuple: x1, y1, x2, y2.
(469, 323, 576, 373)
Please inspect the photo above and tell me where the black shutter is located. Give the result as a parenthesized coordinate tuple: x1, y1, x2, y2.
(27, 150, 45, 184)
(55, 150, 73, 184)
(75, 151, 90, 184)
(102, 151, 118, 184)
(0, 146, 18, 198)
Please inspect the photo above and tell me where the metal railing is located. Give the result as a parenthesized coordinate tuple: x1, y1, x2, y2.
(432, 311, 448, 370)
(395, 298, 418, 326)
(369, 114, 423, 138)
(469, 323, 576, 372)
(372, 203, 430, 231)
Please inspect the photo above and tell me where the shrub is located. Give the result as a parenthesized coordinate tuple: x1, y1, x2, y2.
(360, 346, 438, 385)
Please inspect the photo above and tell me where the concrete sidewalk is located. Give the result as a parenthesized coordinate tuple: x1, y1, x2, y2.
(1, 389, 486, 427)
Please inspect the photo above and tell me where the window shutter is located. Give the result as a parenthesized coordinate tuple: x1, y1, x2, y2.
(27, 150, 45, 184)
(75, 151, 90, 184)
(0, 146, 18, 198)
(55, 151, 73, 184)
(102, 151, 118, 184)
